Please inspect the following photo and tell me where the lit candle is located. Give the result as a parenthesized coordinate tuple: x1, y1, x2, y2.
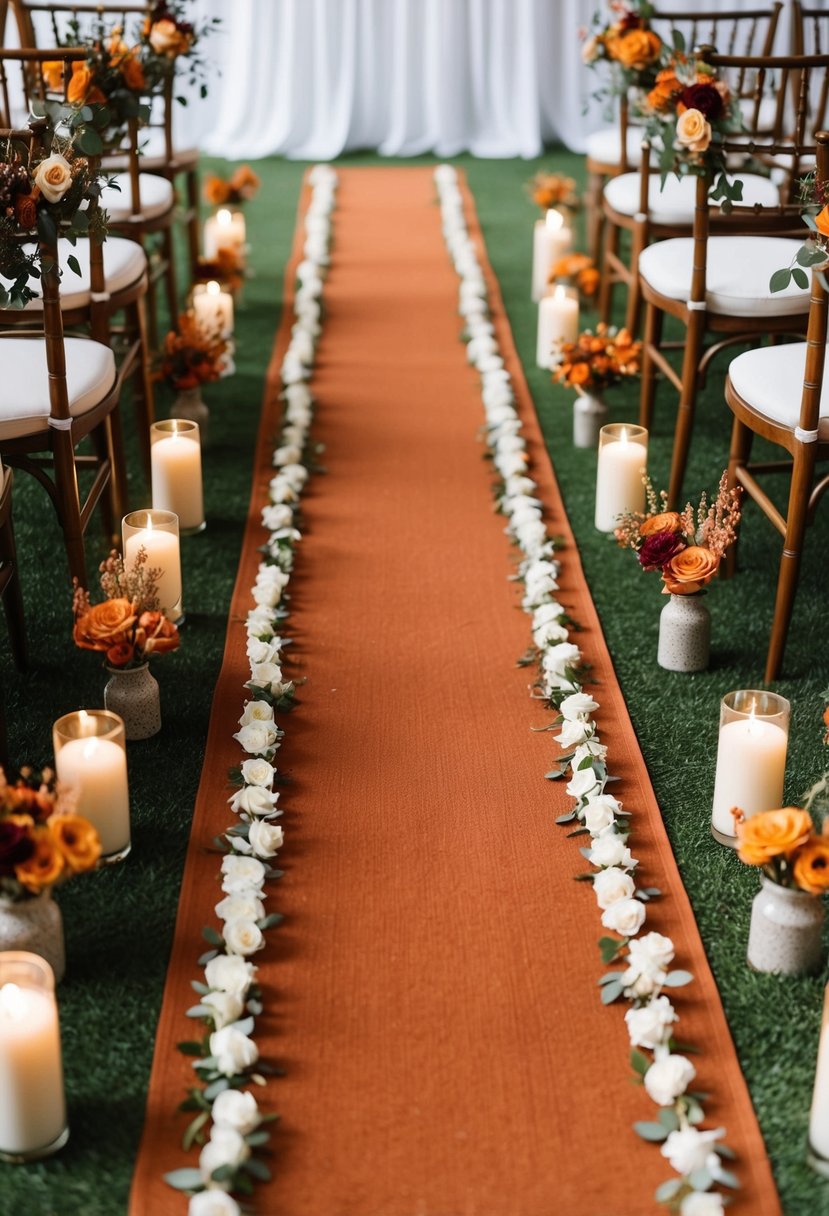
(53, 711, 130, 861)
(192, 280, 234, 339)
(122, 509, 182, 619)
(536, 285, 580, 369)
(203, 208, 246, 260)
(150, 422, 205, 535)
(809, 983, 829, 1175)
(594, 424, 648, 532)
(711, 691, 790, 844)
(531, 209, 573, 302)
(0, 954, 67, 1162)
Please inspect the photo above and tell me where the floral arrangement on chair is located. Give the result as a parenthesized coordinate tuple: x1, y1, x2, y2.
(140, 1, 220, 95)
(73, 548, 180, 669)
(204, 165, 261, 208)
(0, 766, 100, 901)
(581, 2, 664, 95)
(549, 253, 600, 302)
(157, 312, 228, 390)
(769, 171, 829, 293)
(615, 473, 741, 595)
(525, 171, 580, 215)
(553, 323, 642, 394)
(42, 25, 149, 132)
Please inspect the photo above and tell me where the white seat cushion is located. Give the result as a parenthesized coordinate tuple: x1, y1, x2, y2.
(101, 173, 175, 221)
(0, 338, 116, 439)
(585, 125, 644, 168)
(103, 128, 199, 171)
(3, 238, 147, 311)
(604, 170, 779, 224)
(729, 342, 829, 439)
(639, 236, 810, 317)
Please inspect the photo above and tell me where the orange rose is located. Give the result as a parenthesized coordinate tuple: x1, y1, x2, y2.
(136, 610, 180, 657)
(49, 814, 100, 873)
(792, 838, 829, 894)
(815, 206, 829, 239)
(106, 641, 135, 667)
(14, 194, 37, 229)
(74, 598, 137, 652)
(567, 363, 591, 387)
(647, 68, 682, 113)
(67, 62, 105, 106)
(640, 512, 683, 537)
(120, 54, 146, 91)
(41, 60, 65, 92)
(613, 29, 662, 71)
(661, 545, 719, 594)
(578, 268, 600, 297)
(736, 807, 813, 866)
(14, 827, 64, 892)
(229, 164, 261, 199)
(204, 176, 232, 206)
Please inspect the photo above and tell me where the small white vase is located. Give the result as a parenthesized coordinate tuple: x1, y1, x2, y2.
(104, 663, 161, 740)
(171, 386, 209, 444)
(0, 891, 65, 982)
(657, 593, 710, 672)
(747, 876, 824, 975)
(573, 392, 608, 448)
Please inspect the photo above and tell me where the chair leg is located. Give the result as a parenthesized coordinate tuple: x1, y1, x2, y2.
(129, 298, 156, 484)
(639, 301, 663, 431)
(624, 224, 647, 337)
(0, 517, 27, 672)
(186, 167, 201, 281)
(105, 408, 129, 542)
(585, 171, 605, 268)
(161, 226, 179, 328)
(722, 415, 753, 580)
(598, 216, 619, 325)
(764, 449, 815, 682)
(53, 432, 88, 588)
(667, 312, 705, 510)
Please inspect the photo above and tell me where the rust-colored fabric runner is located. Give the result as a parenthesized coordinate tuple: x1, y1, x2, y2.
(129, 167, 780, 1216)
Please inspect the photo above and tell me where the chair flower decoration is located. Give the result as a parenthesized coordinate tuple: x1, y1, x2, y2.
(581, 1, 664, 99)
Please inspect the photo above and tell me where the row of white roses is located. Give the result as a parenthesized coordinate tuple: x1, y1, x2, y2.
(434, 165, 735, 1216)
(166, 165, 338, 1216)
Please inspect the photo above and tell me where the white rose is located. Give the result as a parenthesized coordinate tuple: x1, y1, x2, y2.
(542, 642, 582, 677)
(589, 833, 634, 870)
(252, 583, 284, 609)
(643, 1054, 696, 1106)
(215, 892, 266, 923)
(211, 1088, 261, 1136)
(246, 609, 275, 639)
(248, 819, 285, 858)
(592, 867, 635, 909)
(229, 785, 279, 818)
(247, 637, 280, 666)
(273, 444, 303, 467)
(555, 718, 592, 749)
(566, 765, 600, 801)
(625, 996, 678, 1050)
(631, 932, 675, 973)
(221, 855, 267, 893)
(269, 476, 297, 503)
(234, 721, 278, 755)
(583, 795, 622, 836)
(279, 463, 308, 490)
(600, 897, 646, 937)
(261, 504, 294, 532)
(239, 701, 275, 726)
(189, 1191, 241, 1216)
(249, 661, 284, 692)
(559, 692, 599, 720)
(209, 1025, 259, 1076)
(679, 1194, 725, 1216)
(533, 619, 570, 648)
(204, 954, 257, 998)
(240, 758, 275, 787)
(201, 990, 245, 1029)
(222, 917, 265, 957)
(572, 740, 607, 767)
(199, 1126, 250, 1178)
(661, 1126, 725, 1177)
(34, 153, 73, 204)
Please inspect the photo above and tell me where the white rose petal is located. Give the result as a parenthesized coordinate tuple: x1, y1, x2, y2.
(209, 1025, 259, 1076)
(643, 1054, 696, 1107)
(592, 867, 635, 910)
(211, 1088, 261, 1136)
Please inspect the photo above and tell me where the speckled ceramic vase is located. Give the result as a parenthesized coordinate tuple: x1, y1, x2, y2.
(747, 876, 824, 975)
(104, 663, 161, 741)
(0, 892, 65, 982)
(573, 393, 608, 449)
(657, 593, 710, 673)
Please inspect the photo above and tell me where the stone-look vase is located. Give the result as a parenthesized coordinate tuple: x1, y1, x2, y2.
(0, 891, 65, 982)
(657, 593, 710, 672)
(747, 876, 824, 975)
(171, 386, 209, 444)
(104, 663, 161, 741)
(573, 392, 608, 449)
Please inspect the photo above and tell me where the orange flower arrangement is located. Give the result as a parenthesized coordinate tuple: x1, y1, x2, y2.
(0, 766, 100, 900)
(526, 172, 580, 215)
(553, 323, 642, 394)
(581, 2, 664, 95)
(194, 249, 245, 295)
(735, 807, 829, 894)
(204, 165, 261, 208)
(549, 252, 600, 301)
(616, 472, 741, 596)
(73, 548, 181, 669)
(157, 312, 228, 391)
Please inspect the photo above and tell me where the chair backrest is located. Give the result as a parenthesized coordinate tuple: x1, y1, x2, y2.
(793, 3, 829, 55)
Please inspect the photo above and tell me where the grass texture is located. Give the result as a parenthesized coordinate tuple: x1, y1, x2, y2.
(0, 150, 826, 1215)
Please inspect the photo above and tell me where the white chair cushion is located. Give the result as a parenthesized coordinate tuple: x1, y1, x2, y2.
(639, 236, 810, 317)
(4, 238, 147, 311)
(585, 125, 644, 168)
(100, 173, 175, 221)
(0, 338, 116, 440)
(729, 342, 829, 439)
(103, 128, 199, 171)
(604, 170, 779, 224)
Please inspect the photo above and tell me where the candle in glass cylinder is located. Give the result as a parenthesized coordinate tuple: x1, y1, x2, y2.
(0, 953, 67, 1163)
(203, 208, 246, 260)
(532, 210, 573, 302)
(122, 509, 182, 619)
(150, 422, 205, 535)
(536, 286, 580, 370)
(711, 690, 790, 845)
(53, 711, 130, 862)
(809, 983, 829, 1176)
(192, 280, 234, 339)
(594, 424, 648, 532)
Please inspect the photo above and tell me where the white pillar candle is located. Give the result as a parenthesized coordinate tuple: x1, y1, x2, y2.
(124, 514, 182, 618)
(810, 985, 829, 1170)
(0, 963, 66, 1160)
(55, 733, 130, 859)
(192, 280, 234, 339)
(203, 208, 246, 260)
(594, 425, 648, 532)
(536, 286, 580, 369)
(151, 428, 205, 535)
(711, 707, 788, 840)
(531, 210, 573, 302)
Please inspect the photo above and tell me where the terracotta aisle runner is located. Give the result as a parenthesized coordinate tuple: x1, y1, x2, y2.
(130, 168, 780, 1216)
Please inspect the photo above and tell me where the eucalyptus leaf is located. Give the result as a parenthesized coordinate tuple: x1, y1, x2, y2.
(630, 1048, 650, 1076)
(163, 1167, 204, 1191)
(769, 268, 792, 293)
(633, 1120, 668, 1142)
(663, 969, 693, 987)
(654, 1178, 682, 1203)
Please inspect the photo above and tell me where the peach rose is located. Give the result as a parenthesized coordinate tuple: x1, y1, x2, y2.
(120, 54, 146, 92)
(33, 153, 73, 204)
(675, 108, 712, 153)
(640, 512, 683, 537)
(136, 610, 180, 657)
(793, 838, 829, 894)
(736, 807, 813, 866)
(14, 827, 65, 892)
(74, 598, 137, 651)
(41, 60, 65, 92)
(661, 545, 719, 594)
(49, 813, 101, 873)
(149, 18, 192, 57)
(815, 206, 829, 240)
(613, 29, 662, 71)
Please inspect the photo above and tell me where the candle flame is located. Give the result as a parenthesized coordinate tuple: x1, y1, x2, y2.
(545, 209, 563, 232)
(216, 208, 232, 226)
(207, 280, 221, 296)
(748, 702, 757, 730)
(553, 285, 567, 302)
(145, 513, 154, 534)
(78, 709, 92, 737)
(620, 427, 629, 444)
(0, 983, 26, 1020)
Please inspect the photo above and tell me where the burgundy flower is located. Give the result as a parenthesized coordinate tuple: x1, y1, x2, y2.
(680, 83, 723, 121)
(0, 820, 34, 872)
(639, 530, 686, 572)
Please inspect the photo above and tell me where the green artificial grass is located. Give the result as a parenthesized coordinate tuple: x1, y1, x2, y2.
(0, 149, 826, 1215)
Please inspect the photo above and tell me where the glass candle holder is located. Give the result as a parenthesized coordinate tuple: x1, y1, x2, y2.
(809, 982, 829, 1177)
(594, 423, 648, 533)
(531, 208, 572, 301)
(203, 207, 246, 262)
(53, 710, 130, 863)
(191, 280, 234, 339)
(122, 508, 183, 620)
(0, 952, 68, 1163)
(710, 689, 790, 846)
(150, 421, 206, 537)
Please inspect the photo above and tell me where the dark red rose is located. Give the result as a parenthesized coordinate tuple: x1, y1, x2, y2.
(680, 83, 723, 121)
(639, 530, 686, 572)
(0, 820, 35, 872)
(619, 12, 644, 29)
